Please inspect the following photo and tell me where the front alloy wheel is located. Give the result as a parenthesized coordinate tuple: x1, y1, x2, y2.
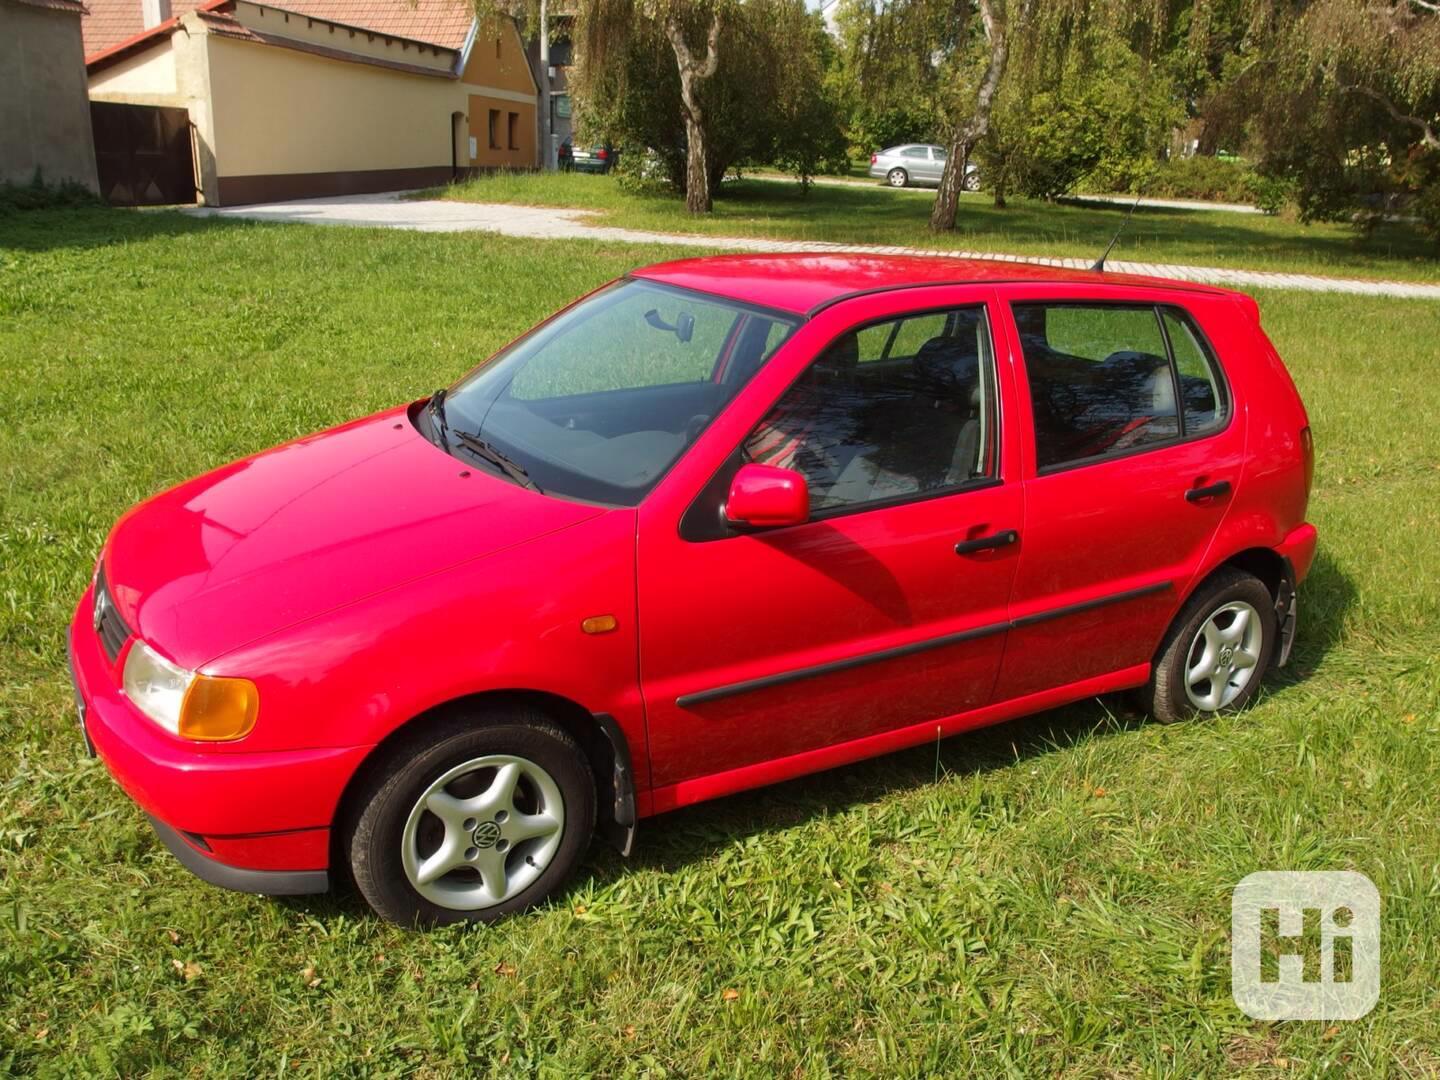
(401, 754, 565, 911)
(348, 711, 595, 926)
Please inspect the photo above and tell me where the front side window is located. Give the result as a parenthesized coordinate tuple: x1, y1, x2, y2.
(1014, 303, 1182, 470)
(744, 307, 998, 513)
(441, 280, 798, 505)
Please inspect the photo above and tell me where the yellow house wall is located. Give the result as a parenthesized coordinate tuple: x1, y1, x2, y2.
(206, 34, 459, 177)
(466, 94, 535, 169)
(461, 17, 537, 96)
(87, 38, 180, 104)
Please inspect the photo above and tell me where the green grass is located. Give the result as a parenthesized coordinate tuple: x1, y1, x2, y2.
(3, 207, 1440, 1075)
(420, 171, 1440, 284)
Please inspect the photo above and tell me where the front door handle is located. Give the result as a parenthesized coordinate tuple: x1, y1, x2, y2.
(1185, 480, 1232, 503)
(955, 529, 1019, 555)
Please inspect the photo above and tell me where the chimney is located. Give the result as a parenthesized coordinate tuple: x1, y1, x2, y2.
(141, 0, 172, 29)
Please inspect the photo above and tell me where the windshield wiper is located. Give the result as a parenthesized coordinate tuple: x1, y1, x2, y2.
(427, 388, 451, 453)
(453, 430, 543, 493)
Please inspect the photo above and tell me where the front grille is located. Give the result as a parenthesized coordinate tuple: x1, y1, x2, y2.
(93, 569, 133, 663)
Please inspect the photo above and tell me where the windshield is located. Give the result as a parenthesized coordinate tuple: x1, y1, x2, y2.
(438, 279, 800, 505)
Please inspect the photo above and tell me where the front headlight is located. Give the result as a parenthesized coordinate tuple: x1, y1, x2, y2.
(122, 640, 258, 741)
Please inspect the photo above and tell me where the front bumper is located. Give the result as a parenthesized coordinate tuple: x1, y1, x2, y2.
(68, 586, 369, 894)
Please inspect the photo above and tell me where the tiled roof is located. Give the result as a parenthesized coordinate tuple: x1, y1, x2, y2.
(255, 0, 473, 49)
(7, 0, 89, 16)
(196, 7, 456, 74)
(83, 0, 473, 61)
(82, 0, 207, 57)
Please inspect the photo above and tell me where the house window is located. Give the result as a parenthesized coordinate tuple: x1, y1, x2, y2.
(508, 112, 519, 151)
(488, 109, 500, 150)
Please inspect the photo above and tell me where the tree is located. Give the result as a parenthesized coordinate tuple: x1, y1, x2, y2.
(663, 9, 723, 212)
(574, 0, 846, 197)
(576, 0, 728, 213)
(929, 0, 1034, 231)
(1208, 0, 1440, 242)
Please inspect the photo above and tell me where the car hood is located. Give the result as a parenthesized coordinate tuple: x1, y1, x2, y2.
(103, 404, 605, 669)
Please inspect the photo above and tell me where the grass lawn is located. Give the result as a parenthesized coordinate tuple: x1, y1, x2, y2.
(421, 171, 1440, 285)
(3, 207, 1439, 1076)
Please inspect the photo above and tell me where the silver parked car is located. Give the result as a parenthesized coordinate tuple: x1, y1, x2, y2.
(868, 144, 980, 190)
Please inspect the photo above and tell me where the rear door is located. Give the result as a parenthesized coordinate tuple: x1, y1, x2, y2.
(991, 286, 1245, 701)
(925, 146, 948, 183)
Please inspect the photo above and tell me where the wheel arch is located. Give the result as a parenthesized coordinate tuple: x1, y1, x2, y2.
(1166, 545, 1298, 669)
(333, 689, 637, 872)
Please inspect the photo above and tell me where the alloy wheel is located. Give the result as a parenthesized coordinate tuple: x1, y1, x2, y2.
(1183, 600, 1264, 711)
(400, 754, 565, 911)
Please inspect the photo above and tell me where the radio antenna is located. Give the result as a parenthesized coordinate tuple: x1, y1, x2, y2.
(1091, 191, 1145, 272)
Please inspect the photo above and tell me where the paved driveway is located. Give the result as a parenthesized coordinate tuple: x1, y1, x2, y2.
(186, 191, 1440, 300)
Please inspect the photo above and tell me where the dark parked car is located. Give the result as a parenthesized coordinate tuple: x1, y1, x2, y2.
(559, 139, 617, 174)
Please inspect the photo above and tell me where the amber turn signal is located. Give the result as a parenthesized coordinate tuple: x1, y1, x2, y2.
(179, 675, 259, 741)
(581, 614, 618, 635)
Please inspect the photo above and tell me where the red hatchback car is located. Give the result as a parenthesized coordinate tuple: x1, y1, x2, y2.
(69, 254, 1316, 925)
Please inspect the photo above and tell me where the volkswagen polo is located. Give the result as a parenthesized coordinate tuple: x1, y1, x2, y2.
(68, 254, 1316, 925)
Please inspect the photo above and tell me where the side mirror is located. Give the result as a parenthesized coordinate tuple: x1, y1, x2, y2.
(724, 463, 809, 529)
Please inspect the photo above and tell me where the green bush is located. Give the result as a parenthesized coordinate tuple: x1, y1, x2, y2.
(0, 171, 102, 214)
(1125, 157, 1260, 206)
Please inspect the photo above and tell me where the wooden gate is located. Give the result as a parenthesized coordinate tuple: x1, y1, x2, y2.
(90, 103, 196, 206)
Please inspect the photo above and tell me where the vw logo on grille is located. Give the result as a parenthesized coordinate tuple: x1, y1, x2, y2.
(472, 821, 502, 849)
(93, 587, 110, 632)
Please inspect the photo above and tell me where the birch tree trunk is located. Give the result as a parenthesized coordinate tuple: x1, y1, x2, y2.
(929, 0, 1030, 232)
(665, 13, 722, 214)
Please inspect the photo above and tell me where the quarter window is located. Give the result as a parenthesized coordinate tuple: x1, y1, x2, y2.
(745, 307, 998, 512)
(1014, 303, 1182, 470)
(1162, 309, 1228, 435)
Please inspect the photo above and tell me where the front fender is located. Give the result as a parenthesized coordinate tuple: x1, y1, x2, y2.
(211, 510, 644, 764)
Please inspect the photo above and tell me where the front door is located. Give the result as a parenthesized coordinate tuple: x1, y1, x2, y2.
(991, 289, 1247, 701)
(636, 291, 1025, 799)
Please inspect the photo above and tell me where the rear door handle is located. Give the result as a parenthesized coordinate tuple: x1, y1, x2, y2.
(1185, 480, 1232, 503)
(955, 529, 1019, 555)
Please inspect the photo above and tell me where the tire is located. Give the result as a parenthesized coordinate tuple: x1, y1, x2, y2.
(347, 709, 595, 927)
(887, 168, 909, 188)
(1144, 567, 1277, 724)
(963, 171, 981, 192)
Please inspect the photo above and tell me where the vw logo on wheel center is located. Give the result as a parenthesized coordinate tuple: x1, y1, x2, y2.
(472, 821, 502, 849)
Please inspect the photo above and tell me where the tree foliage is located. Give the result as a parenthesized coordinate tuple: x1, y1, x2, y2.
(1211, 0, 1440, 241)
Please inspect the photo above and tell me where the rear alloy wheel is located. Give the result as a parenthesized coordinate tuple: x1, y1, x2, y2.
(887, 168, 909, 188)
(962, 170, 981, 192)
(1145, 567, 1276, 723)
(348, 712, 594, 926)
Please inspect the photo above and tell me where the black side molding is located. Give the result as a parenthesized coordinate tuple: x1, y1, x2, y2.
(147, 815, 329, 896)
(1009, 581, 1173, 629)
(677, 622, 1009, 708)
(677, 581, 1173, 708)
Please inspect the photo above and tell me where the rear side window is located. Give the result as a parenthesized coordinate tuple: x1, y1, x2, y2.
(901, 146, 929, 159)
(1014, 302, 1227, 471)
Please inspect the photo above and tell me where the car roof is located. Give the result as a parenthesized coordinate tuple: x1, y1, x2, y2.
(630, 253, 1238, 317)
